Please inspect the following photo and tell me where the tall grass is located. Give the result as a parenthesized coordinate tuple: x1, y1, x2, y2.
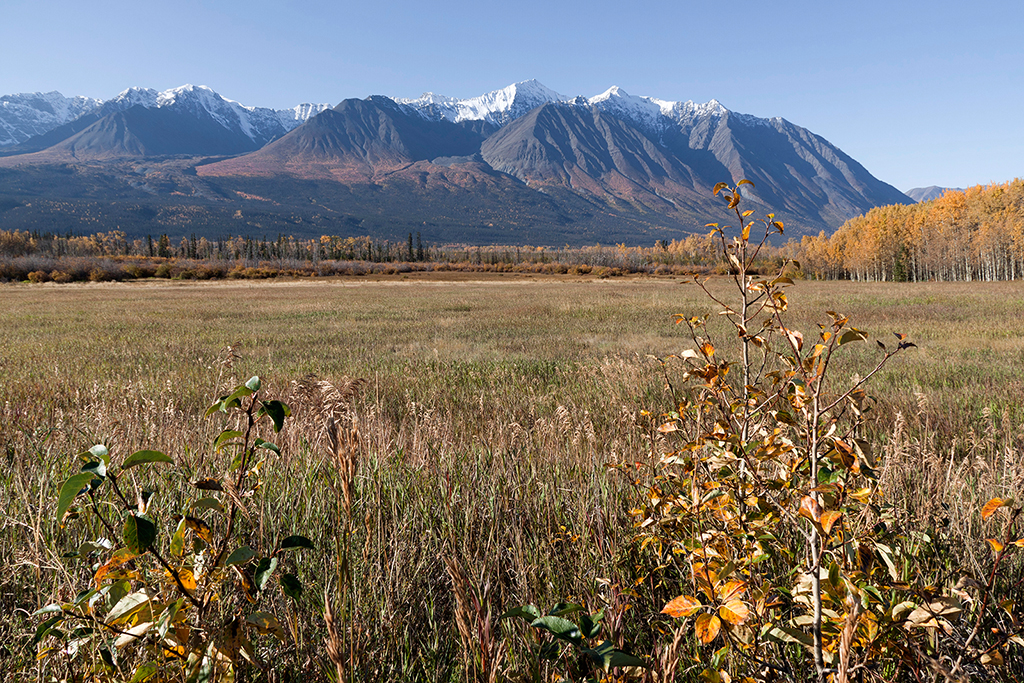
(1, 276, 1022, 680)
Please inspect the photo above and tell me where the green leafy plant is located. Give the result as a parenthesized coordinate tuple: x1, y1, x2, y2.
(36, 376, 309, 682)
(500, 602, 647, 682)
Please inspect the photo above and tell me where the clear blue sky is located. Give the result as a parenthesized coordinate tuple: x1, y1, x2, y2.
(2, 0, 1021, 192)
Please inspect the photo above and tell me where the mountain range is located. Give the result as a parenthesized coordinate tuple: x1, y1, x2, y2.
(0, 81, 913, 245)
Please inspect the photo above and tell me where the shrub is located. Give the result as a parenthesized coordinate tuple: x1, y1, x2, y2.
(624, 181, 1021, 681)
(35, 377, 310, 681)
(27, 270, 50, 283)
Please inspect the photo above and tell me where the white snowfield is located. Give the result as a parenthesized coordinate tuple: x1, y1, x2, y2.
(0, 79, 779, 150)
(0, 85, 331, 147)
(394, 79, 777, 131)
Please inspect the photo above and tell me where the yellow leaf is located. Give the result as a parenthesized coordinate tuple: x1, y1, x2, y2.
(980, 650, 1005, 666)
(850, 487, 873, 504)
(662, 595, 702, 618)
(694, 613, 721, 644)
(987, 538, 1004, 553)
(1013, 539, 1024, 548)
(719, 600, 750, 625)
(982, 498, 1006, 520)
(176, 568, 197, 592)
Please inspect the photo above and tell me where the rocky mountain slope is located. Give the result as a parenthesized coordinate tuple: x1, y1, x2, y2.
(0, 80, 912, 245)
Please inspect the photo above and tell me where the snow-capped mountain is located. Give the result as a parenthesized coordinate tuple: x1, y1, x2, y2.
(0, 78, 913, 244)
(0, 92, 102, 146)
(395, 79, 572, 126)
(0, 85, 331, 151)
(395, 80, 760, 136)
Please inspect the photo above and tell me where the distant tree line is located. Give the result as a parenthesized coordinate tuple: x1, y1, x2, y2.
(4, 181, 1022, 283)
(797, 179, 1024, 281)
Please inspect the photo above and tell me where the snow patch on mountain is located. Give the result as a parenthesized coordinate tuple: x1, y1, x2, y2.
(395, 79, 572, 126)
(395, 80, 774, 135)
(0, 91, 102, 146)
(1, 85, 330, 149)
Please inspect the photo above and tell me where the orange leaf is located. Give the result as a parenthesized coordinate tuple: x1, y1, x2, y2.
(719, 600, 750, 625)
(717, 580, 747, 602)
(94, 551, 139, 587)
(982, 498, 1006, 520)
(662, 595, 702, 618)
(987, 538, 1005, 553)
(798, 496, 822, 522)
(185, 516, 214, 543)
(657, 422, 678, 434)
(694, 613, 721, 645)
(820, 510, 843, 535)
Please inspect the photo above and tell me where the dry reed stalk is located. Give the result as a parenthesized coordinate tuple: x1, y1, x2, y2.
(443, 554, 503, 683)
(643, 624, 685, 683)
(836, 593, 861, 683)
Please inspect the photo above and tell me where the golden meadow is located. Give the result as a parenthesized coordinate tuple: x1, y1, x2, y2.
(2, 275, 1024, 680)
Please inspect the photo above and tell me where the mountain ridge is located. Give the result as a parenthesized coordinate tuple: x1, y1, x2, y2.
(0, 80, 914, 245)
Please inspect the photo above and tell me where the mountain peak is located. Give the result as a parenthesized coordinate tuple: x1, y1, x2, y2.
(395, 80, 570, 125)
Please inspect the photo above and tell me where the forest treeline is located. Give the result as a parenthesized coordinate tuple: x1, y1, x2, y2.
(0, 229, 762, 282)
(799, 179, 1024, 281)
(2, 179, 1022, 282)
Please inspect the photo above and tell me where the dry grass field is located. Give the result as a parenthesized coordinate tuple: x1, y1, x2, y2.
(2, 274, 1023, 681)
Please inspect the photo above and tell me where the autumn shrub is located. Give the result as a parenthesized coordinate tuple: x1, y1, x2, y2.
(624, 181, 1024, 682)
(28, 270, 51, 283)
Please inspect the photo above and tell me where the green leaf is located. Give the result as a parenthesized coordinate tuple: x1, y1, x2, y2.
(33, 603, 63, 617)
(255, 556, 279, 591)
(33, 615, 63, 645)
(530, 616, 582, 647)
(763, 624, 813, 647)
(547, 602, 585, 617)
(498, 604, 541, 623)
(89, 444, 110, 461)
(191, 497, 224, 513)
(106, 591, 153, 624)
(213, 430, 244, 451)
(580, 610, 604, 639)
(82, 460, 107, 479)
(278, 535, 314, 552)
(123, 513, 157, 554)
(246, 611, 287, 642)
(280, 573, 303, 600)
(129, 663, 159, 683)
(169, 517, 187, 557)
(225, 546, 257, 567)
(157, 598, 183, 639)
(57, 472, 98, 521)
(257, 400, 291, 433)
(121, 450, 173, 470)
(584, 641, 649, 670)
(839, 329, 869, 345)
(254, 438, 281, 454)
(245, 376, 261, 392)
